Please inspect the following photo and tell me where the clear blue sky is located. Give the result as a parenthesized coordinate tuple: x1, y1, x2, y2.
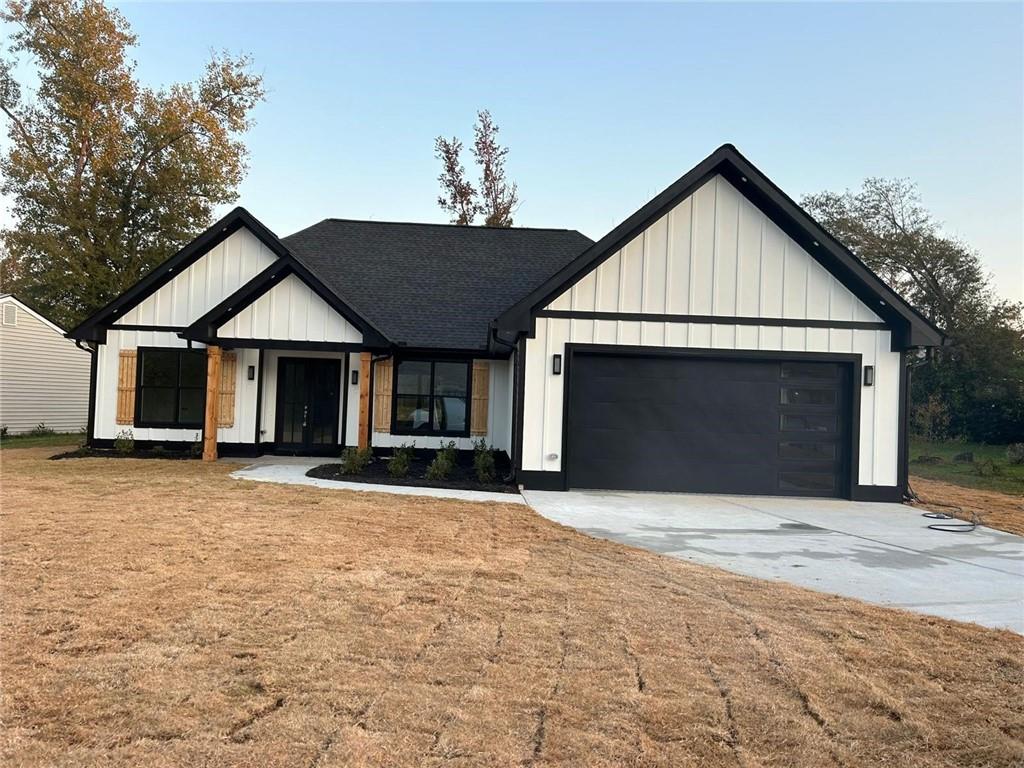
(6, 2, 1024, 300)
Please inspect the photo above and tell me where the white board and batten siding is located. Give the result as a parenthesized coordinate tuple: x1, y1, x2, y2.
(96, 228, 280, 443)
(114, 228, 278, 327)
(216, 273, 362, 344)
(0, 297, 91, 434)
(522, 174, 902, 488)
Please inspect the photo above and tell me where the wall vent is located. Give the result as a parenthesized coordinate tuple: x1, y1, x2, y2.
(2, 303, 17, 326)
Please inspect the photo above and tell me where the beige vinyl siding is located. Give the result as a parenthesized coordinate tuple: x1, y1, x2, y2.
(0, 301, 90, 434)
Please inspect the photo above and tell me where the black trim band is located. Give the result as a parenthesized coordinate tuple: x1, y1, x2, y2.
(111, 324, 188, 333)
(536, 310, 888, 331)
(516, 470, 565, 491)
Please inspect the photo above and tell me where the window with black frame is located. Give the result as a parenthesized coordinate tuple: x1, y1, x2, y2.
(392, 359, 470, 436)
(136, 348, 206, 428)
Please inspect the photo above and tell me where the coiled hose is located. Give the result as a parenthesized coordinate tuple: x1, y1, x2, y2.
(904, 481, 979, 533)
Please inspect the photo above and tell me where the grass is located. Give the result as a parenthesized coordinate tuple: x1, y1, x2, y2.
(909, 439, 1024, 495)
(2, 446, 1023, 767)
(0, 431, 83, 450)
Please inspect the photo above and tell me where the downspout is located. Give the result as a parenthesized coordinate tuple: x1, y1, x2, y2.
(75, 340, 97, 448)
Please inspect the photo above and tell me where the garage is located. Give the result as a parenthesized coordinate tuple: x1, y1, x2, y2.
(565, 352, 853, 498)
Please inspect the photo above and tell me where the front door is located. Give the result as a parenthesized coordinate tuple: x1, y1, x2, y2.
(275, 357, 341, 454)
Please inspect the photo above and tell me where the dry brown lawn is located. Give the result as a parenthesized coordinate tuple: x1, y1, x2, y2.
(2, 447, 1023, 767)
(911, 475, 1024, 536)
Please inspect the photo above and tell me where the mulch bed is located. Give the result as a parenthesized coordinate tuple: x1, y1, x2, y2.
(307, 449, 518, 494)
(50, 447, 198, 461)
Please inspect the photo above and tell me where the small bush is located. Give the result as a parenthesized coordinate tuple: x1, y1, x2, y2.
(113, 428, 135, 456)
(190, 433, 203, 458)
(425, 441, 457, 481)
(911, 395, 950, 442)
(28, 422, 54, 437)
(340, 446, 373, 475)
(952, 451, 974, 464)
(388, 443, 415, 478)
(0, 425, 8, 439)
(912, 455, 944, 465)
(473, 437, 496, 484)
(973, 458, 1003, 477)
(1007, 443, 1024, 466)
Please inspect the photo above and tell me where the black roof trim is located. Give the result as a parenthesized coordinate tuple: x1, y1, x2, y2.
(180, 255, 389, 348)
(67, 207, 291, 342)
(322, 217, 585, 235)
(494, 144, 944, 349)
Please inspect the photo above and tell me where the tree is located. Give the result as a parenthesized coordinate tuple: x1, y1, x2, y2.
(802, 179, 1024, 444)
(472, 110, 518, 227)
(0, 0, 265, 328)
(434, 110, 518, 227)
(434, 136, 476, 226)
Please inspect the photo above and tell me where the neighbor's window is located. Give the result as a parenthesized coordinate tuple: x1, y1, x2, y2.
(393, 359, 470, 436)
(136, 348, 206, 428)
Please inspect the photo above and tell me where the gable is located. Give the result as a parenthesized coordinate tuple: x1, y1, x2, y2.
(545, 175, 882, 324)
(216, 273, 362, 344)
(115, 227, 279, 328)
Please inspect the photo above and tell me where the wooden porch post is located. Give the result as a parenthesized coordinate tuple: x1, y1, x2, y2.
(203, 345, 222, 461)
(358, 351, 371, 449)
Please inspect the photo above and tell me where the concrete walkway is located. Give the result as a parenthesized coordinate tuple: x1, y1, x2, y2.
(524, 490, 1024, 633)
(230, 458, 527, 505)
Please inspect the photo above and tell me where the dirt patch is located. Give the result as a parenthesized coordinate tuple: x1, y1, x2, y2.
(307, 449, 518, 494)
(2, 447, 1023, 767)
(910, 475, 1024, 536)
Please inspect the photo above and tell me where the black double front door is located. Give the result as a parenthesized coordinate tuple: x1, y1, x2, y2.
(275, 357, 341, 454)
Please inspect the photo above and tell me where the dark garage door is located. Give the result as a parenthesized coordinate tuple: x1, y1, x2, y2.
(565, 353, 852, 497)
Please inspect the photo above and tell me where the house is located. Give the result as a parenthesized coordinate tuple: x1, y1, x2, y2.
(0, 294, 91, 435)
(68, 145, 943, 501)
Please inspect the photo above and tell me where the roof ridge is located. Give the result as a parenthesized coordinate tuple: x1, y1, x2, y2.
(315, 217, 586, 235)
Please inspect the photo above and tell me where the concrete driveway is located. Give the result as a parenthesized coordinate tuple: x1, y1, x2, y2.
(523, 490, 1024, 634)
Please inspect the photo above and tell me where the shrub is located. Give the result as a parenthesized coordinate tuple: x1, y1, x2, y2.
(340, 446, 373, 475)
(388, 443, 415, 478)
(473, 437, 496, 484)
(973, 458, 1003, 477)
(912, 455, 944, 465)
(1007, 443, 1024, 466)
(28, 422, 54, 437)
(0, 425, 7, 439)
(113, 428, 135, 456)
(952, 451, 974, 464)
(911, 395, 950, 442)
(425, 441, 457, 481)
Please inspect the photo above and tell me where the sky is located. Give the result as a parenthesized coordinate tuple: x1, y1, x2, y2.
(3, 1, 1023, 300)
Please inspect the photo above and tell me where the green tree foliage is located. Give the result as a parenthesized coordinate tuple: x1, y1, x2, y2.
(803, 179, 1024, 443)
(0, 0, 264, 328)
(435, 110, 518, 227)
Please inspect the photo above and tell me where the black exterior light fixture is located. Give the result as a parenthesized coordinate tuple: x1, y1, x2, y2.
(863, 365, 874, 387)
(351, 369, 359, 386)
(247, 365, 256, 381)
(552, 354, 562, 375)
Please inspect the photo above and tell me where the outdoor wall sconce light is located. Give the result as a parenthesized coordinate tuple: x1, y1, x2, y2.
(863, 366, 874, 387)
(552, 354, 562, 375)
(247, 365, 255, 381)
(351, 369, 359, 386)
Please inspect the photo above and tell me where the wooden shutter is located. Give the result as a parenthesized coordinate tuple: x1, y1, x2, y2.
(116, 350, 137, 425)
(217, 351, 237, 428)
(373, 358, 393, 433)
(470, 360, 489, 436)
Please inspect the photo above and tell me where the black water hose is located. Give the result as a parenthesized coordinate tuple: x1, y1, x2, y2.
(905, 480, 979, 533)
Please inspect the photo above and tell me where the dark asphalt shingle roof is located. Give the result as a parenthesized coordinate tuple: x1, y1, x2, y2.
(282, 219, 593, 351)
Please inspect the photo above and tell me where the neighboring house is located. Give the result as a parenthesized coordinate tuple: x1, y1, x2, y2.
(0, 294, 91, 434)
(68, 145, 942, 501)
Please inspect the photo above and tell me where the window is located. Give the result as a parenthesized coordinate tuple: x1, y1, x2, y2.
(393, 359, 470, 436)
(136, 348, 206, 428)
